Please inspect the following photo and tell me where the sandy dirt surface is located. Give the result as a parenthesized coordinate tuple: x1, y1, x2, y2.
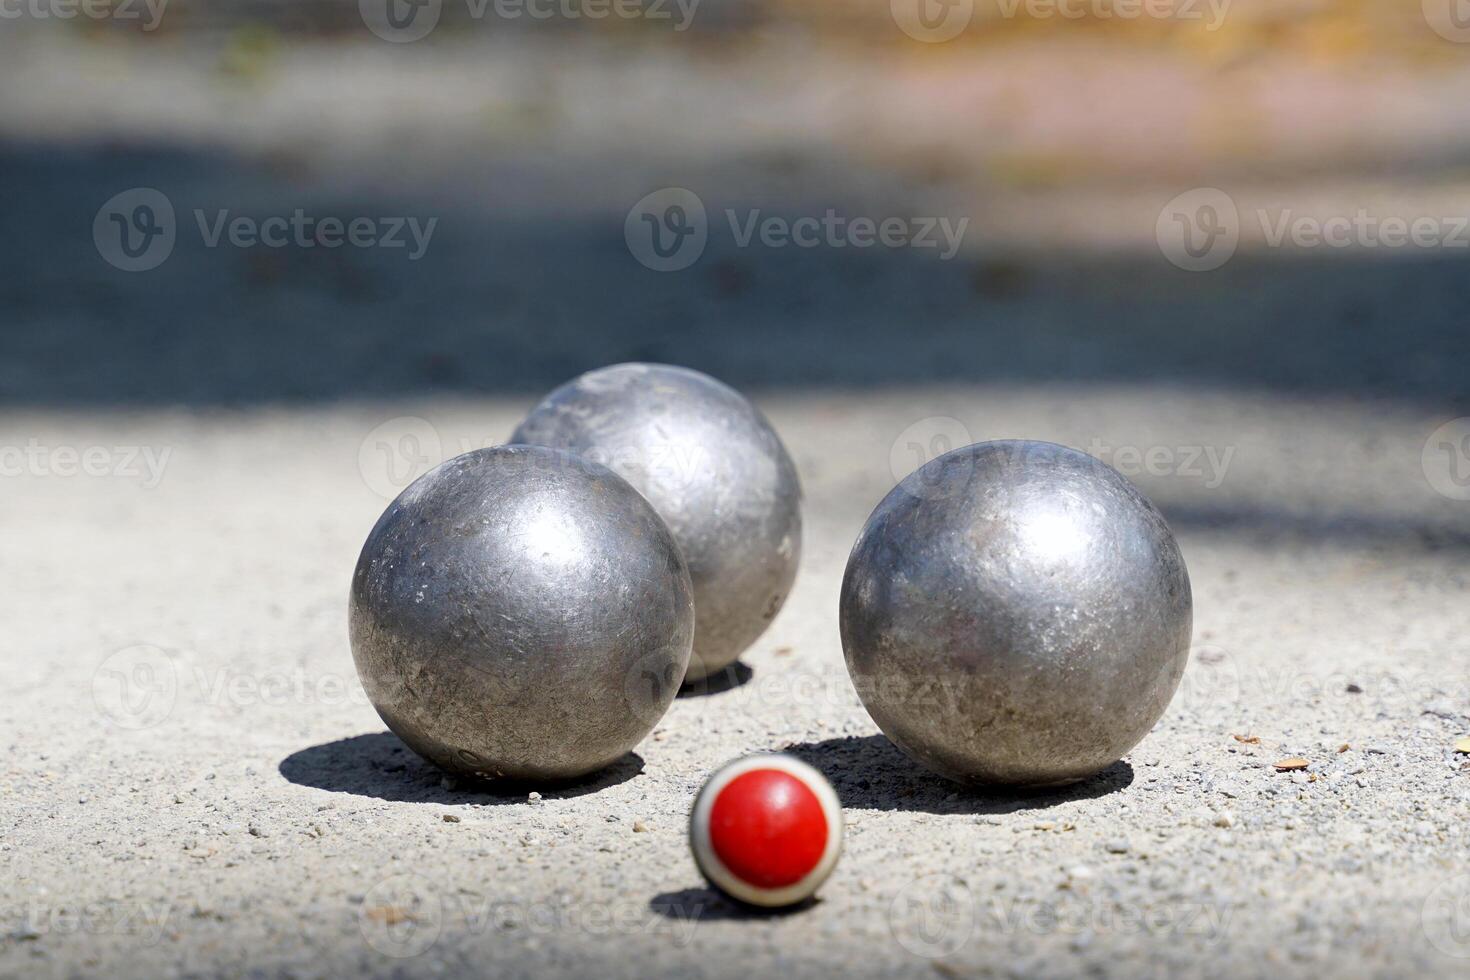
(3, 389, 1469, 979)
(3, 10, 1470, 979)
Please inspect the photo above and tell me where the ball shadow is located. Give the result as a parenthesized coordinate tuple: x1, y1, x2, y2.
(781, 734, 1133, 815)
(678, 660, 754, 697)
(278, 731, 644, 805)
(648, 886, 818, 923)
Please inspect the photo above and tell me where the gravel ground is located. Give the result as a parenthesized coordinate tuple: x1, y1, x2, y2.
(2, 387, 1469, 979)
(3, 16, 1470, 980)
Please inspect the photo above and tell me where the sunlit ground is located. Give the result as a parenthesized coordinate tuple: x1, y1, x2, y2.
(3, 3, 1470, 978)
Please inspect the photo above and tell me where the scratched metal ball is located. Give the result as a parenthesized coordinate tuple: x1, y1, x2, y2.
(511, 363, 802, 683)
(349, 445, 694, 783)
(840, 440, 1192, 787)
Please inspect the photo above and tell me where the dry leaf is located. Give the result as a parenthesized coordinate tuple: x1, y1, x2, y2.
(1233, 734, 1261, 744)
(365, 907, 414, 925)
(1273, 758, 1309, 771)
(1454, 737, 1470, 754)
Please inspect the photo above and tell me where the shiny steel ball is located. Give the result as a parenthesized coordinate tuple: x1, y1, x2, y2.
(511, 363, 802, 683)
(349, 445, 694, 783)
(840, 440, 1192, 787)
(690, 754, 844, 908)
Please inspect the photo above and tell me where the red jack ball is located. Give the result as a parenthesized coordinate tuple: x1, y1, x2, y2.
(690, 754, 843, 907)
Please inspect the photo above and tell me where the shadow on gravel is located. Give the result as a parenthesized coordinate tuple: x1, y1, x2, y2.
(783, 734, 1133, 814)
(678, 661, 754, 698)
(7, 143, 1470, 410)
(649, 887, 818, 922)
(278, 731, 644, 804)
(1160, 502, 1470, 552)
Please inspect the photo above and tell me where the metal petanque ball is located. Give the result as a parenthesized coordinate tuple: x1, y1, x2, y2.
(511, 363, 802, 684)
(349, 445, 694, 783)
(840, 440, 1192, 787)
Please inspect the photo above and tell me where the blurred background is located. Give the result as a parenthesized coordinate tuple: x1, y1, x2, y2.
(5, 3, 1470, 978)
(3, 0, 1469, 404)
